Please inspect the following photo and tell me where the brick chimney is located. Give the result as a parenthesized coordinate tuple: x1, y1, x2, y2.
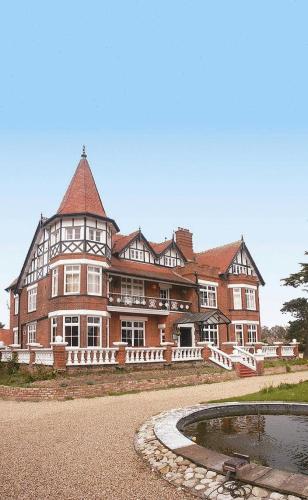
(175, 227, 194, 261)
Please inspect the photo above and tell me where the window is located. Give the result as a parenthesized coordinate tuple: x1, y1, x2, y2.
(200, 325, 218, 346)
(235, 324, 244, 345)
(164, 257, 176, 267)
(64, 265, 80, 294)
(245, 288, 256, 310)
(87, 316, 101, 347)
(130, 248, 144, 261)
(64, 316, 79, 347)
(14, 295, 19, 315)
(51, 317, 57, 342)
(121, 320, 145, 346)
(248, 325, 257, 343)
(27, 323, 37, 344)
(159, 326, 166, 344)
(51, 268, 58, 297)
(28, 287, 37, 312)
(160, 288, 170, 301)
(233, 288, 242, 309)
(65, 227, 81, 240)
(13, 327, 19, 345)
(87, 266, 102, 295)
(121, 278, 144, 298)
(200, 285, 217, 308)
(89, 228, 103, 243)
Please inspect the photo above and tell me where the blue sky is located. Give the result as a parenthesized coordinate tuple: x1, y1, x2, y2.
(0, 1, 307, 326)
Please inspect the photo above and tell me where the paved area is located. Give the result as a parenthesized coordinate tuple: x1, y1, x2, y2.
(0, 370, 307, 500)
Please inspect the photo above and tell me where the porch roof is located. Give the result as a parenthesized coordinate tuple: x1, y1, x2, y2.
(175, 309, 231, 325)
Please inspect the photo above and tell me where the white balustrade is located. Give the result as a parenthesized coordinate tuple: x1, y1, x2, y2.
(1, 349, 12, 362)
(172, 347, 203, 362)
(262, 345, 278, 358)
(17, 350, 30, 364)
(34, 349, 54, 366)
(66, 348, 118, 366)
(281, 345, 295, 357)
(235, 346, 257, 371)
(125, 347, 166, 363)
(207, 345, 233, 370)
(108, 293, 191, 312)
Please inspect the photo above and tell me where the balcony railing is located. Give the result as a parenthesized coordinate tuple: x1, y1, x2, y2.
(108, 293, 191, 312)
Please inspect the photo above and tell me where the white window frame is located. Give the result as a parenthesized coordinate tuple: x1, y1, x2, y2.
(247, 324, 257, 343)
(65, 227, 81, 241)
(14, 295, 19, 315)
(235, 324, 244, 345)
(51, 268, 58, 298)
(130, 248, 144, 261)
(87, 316, 102, 347)
(63, 316, 80, 347)
(121, 320, 145, 347)
(27, 323, 37, 344)
(87, 266, 102, 296)
(28, 287, 37, 312)
(164, 256, 176, 267)
(233, 288, 242, 310)
(121, 278, 144, 297)
(245, 288, 256, 310)
(13, 327, 19, 345)
(88, 228, 103, 243)
(51, 317, 57, 343)
(200, 324, 219, 346)
(64, 265, 81, 295)
(200, 285, 217, 308)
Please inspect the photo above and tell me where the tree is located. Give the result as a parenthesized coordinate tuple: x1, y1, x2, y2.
(0, 322, 4, 329)
(261, 325, 288, 344)
(282, 253, 308, 358)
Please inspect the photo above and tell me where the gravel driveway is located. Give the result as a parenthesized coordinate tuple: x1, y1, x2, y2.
(0, 370, 307, 500)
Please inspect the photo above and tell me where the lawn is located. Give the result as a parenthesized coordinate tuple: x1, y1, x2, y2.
(264, 358, 308, 369)
(211, 380, 308, 403)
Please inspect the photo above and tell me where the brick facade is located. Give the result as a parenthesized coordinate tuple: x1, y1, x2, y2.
(5, 151, 264, 353)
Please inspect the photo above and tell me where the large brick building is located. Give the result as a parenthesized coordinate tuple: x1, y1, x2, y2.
(6, 149, 264, 353)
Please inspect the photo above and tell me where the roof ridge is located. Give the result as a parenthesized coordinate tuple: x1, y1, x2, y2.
(195, 240, 242, 256)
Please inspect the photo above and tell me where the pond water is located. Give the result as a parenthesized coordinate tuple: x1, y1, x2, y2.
(183, 414, 308, 475)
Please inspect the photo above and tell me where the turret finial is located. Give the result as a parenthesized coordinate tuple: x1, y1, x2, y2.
(241, 234, 244, 242)
(81, 145, 87, 158)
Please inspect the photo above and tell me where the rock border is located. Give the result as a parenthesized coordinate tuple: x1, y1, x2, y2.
(135, 403, 307, 500)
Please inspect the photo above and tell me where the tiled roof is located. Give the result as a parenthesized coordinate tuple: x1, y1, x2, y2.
(109, 257, 196, 285)
(195, 240, 242, 273)
(150, 240, 172, 254)
(113, 231, 139, 254)
(5, 277, 18, 291)
(57, 157, 106, 217)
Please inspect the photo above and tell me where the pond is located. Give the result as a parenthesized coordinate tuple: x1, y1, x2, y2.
(183, 414, 308, 475)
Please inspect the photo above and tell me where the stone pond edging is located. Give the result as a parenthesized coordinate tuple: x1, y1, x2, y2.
(135, 403, 308, 500)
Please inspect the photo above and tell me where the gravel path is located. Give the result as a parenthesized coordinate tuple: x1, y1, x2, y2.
(0, 370, 307, 500)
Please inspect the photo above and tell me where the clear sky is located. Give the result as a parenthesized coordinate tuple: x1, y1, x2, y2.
(0, 1, 307, 327)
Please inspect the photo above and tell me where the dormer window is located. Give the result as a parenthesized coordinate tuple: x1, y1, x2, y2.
(65, 227, 81, 240)
(130, 249, 144, 261)
(164, 257, 176, 267)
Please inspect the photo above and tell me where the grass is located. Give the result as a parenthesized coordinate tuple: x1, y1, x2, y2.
(264, 358, 308, 368)
(208, 380, 308, 404)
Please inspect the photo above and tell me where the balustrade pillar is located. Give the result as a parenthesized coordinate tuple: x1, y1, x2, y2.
(255, 349, 265, 375)
(51, 337, 68, 371)
(27, 342, 43, 368)
(291, 339, 299, 358)
(221, 342, 237, 355)
(197, 341, 212, 361)
(113, 342, 128, 366)
(273, 342, 283, 358)
(161, 342, 174, 364)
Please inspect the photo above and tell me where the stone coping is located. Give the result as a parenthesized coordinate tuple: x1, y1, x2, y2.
(135, 403, 308, 499)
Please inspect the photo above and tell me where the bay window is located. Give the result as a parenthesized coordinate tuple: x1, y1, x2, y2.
(200, 325, 218, 346)
(89, 228, 103, 242)
(245, 288, 256, 310)
(63, 316, 79, 347)
(64, 265, 80, 294)
(233, 288, 242, 309)
(200, 285, 217, 308)
(87, 266, 102, 295)
(248, 324, 257, 343)
(51, 268, 58, 297)
(51, 317, 58, 342)
(87, 316, 101, 347)
(121, 320, 145, 346)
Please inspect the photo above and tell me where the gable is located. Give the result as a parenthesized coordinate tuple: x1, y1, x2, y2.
(119, 233, 156, 264)
(156, 243, 185, 267)
(228, 244, 265, 285)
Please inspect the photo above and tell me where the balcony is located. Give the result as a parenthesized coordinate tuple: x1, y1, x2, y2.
(107, 292, 192, 314)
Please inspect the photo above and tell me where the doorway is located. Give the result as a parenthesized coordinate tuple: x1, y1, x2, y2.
(179, 327, 192, 347)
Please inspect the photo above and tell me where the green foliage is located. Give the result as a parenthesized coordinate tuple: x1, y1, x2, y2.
(261, 325, 288, 344)
(286, 364, 291, 373)
(6, 353, 20, 375)
(211, 381, 308, 403)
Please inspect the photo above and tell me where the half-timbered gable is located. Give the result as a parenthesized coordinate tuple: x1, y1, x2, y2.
(118, 232, 156, 264)
(155, 242, 185, 268)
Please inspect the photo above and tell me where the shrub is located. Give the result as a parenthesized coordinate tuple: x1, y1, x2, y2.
(286, 365, 292, 373)
(6, 353, 20, 375)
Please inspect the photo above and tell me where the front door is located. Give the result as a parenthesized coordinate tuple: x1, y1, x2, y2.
(179, 327, 192, 347)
